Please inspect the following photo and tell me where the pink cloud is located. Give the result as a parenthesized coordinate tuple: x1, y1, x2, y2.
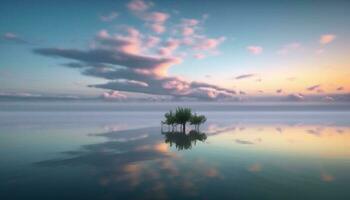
(181, 27, 194, 36)
(144, 36, 160, 48)
(35, 6, 237, 100)
(96, 28, 142, 54)
(336, 86, 344, 91)
(277, 42, 301, 55)
(247, 46, 263, 55)
(143, 12, 169, 34)
(181, 18, 199, 26)
(149, 23, 166, 34)
(306, 84, 321, 91)
(194, 37, 226, 51)
(158, 39, 180, 56)
(320, 34, 336, 44)
(194, 53, 205, 59)
(127, 0, 150, 12)
(102, 90, 127, 100)
(162, 79, 190, 92)
(145, 12, 169, 23)
(97, 29, 109, 38)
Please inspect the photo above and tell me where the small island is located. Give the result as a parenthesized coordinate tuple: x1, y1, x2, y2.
(161, 107, 207, 133)
(161, 107, 207, 150)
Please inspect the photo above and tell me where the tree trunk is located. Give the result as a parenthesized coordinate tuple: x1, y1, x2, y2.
(182, 123, 186, 133)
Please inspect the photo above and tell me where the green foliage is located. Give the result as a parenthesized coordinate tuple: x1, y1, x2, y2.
(164, 110, 176, 125)
(190, 114, 206, 125)
(162, 107, 206, 133)
(175, 107, 192, 124)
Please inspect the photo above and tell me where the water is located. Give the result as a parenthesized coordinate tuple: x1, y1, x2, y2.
(1, 102, 350, 199)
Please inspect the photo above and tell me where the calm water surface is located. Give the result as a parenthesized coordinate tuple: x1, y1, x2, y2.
(1, 102, 350, 199)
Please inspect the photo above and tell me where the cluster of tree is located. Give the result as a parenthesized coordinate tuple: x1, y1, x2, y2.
(162, 107, 207, 133)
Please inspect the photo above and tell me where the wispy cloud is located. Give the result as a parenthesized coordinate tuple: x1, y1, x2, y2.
(284, 93, 304, 101)
(127, 0, 151, 12)
(127, 0, 169, 34)
(102, 90, 127, 100)
(277, 42, 301, 55)
(320, 34, 336, 44)
(235, 139, 254, 145)
(336, 86, 344, 91)
(306, 84, 321, 91)
(246, 46, 263, 55)
(235, 74, 256, 80)
(2, 32, 31, 44)
(100, 11, 119, 22)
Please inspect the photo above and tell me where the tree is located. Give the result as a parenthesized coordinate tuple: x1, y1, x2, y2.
(190, 114, 207, 131)
(164, 110, 177, 132)
(175, 107, 192, 133)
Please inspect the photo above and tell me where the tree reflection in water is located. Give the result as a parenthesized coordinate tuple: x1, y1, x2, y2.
(162, 130, 207, 150)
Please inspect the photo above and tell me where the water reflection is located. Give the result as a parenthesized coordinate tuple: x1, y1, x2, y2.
(162, 130, 207, 150)
(15, 118, 350, 199)
(34, 127, 218, 199)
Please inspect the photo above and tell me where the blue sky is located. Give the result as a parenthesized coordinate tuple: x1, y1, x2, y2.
(0, 0, 349, 101)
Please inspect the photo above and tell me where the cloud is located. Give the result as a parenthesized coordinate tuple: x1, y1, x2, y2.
(276, 89, 283, 94)
(158, 39, 180, 56)
(306, 84, 321, 91)
(320, 34, 336, 44)
(2, 32, 30, 44)
(100, 11, 119, 22)
(178, 18, 199, 37)
(181, 18, 199, 26)
(194, 53, 205, 59)
(246, 46, 263, 55)
(145, 12, 169, 23)
(235, 139, 254, 145)
(235, 74, 256, 80)
(0, 92, 81, 101)
(144, 36, 160, 48)
(277, 42, 301, 55)
(102, 90, 127, 100)
(127, 0, 151, 12)
(193, 36, 226, 51)
(284, 93, 304, 101)
(181, 27, 194, 36)
(149, 23, 166, 34)
(127, 0, 169, 35)
(34, 28, 235, 100)
(323, 96, 334, 102)
(336, 86, 344, 91)
(33, 1, 228, 101)
(144, 12, 169, 34)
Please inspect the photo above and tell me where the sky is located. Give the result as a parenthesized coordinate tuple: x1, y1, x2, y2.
(0, 0, 349, 101)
